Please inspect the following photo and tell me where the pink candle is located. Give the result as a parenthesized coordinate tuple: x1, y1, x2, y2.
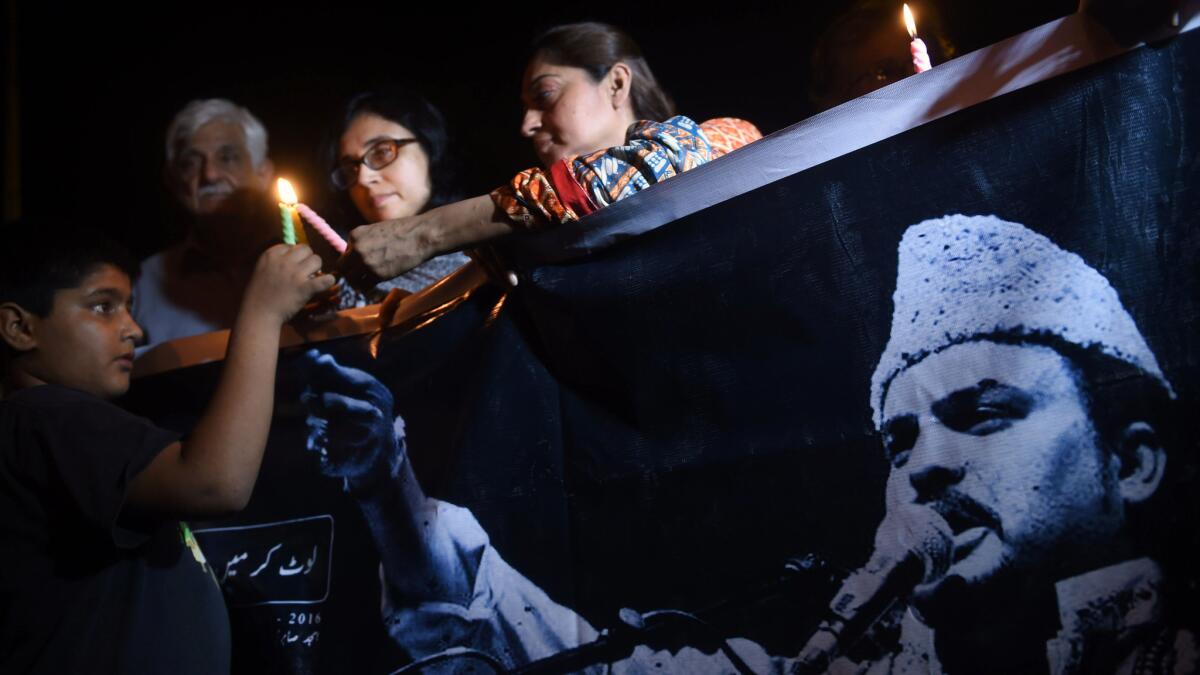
(910, 38, 931, 73)
(903, 4, 932, 74)
(296, 203, 348, 254)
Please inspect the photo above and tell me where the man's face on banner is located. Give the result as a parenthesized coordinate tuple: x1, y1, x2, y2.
(878, 340, 1125, 612)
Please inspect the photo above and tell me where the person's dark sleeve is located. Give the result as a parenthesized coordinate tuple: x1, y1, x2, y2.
(20, 386, 181, 548)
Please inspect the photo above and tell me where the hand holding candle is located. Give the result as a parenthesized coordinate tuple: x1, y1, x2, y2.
(903, 4, 932, 74)
(270, 179, 345, 319)
(277, 178, 300, 245)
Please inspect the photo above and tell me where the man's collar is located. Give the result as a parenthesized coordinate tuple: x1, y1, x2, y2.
(1045, 557, 1166, 675)
(1053, 557, 1164, 638)
(891, 558, 1166, 675)
(174, 227, 273, 278)
(171, 237, 226, 276)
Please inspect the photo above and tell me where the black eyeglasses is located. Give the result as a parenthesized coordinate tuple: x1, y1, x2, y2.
(331, 138, 419, 189)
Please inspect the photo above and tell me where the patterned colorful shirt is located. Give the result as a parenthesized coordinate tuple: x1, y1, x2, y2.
(491, 116, 761, 231)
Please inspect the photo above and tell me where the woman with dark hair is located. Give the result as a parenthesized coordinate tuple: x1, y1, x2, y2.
(337, 22, 760, 293)
(327, 86, 470, 295)
(517, 21, 677, 167)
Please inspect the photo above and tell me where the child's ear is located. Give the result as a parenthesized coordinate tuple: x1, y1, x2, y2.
(0, 303, 38, 352)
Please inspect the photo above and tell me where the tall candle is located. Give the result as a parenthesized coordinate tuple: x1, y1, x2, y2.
(296, 203, 348, 254)
(903, 4, 932, 74)
(277, 178, 299, 245)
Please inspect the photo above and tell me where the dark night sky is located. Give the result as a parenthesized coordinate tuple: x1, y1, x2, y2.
(11, 1, 1075, 257)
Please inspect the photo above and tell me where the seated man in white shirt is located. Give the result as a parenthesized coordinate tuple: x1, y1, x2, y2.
(135, 98, 280, 347)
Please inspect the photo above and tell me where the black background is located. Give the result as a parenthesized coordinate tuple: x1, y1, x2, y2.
(124, 28, 1200, 672)
(8, 2, 1195, 673)
(10, 0, 1075, 257)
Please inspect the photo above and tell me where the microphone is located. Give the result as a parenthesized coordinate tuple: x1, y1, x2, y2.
(792, 505, 953, 674)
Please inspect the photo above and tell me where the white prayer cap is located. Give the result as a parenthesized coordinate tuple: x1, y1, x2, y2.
(870, 214, 1172, 428)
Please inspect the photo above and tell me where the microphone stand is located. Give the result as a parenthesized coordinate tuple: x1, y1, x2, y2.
(509, 555, 839, 675)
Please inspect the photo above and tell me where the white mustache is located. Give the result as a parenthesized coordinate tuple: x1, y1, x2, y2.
(197, 183, 234, 198)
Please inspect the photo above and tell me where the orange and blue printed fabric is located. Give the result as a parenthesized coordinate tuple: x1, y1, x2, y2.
(700, 117, 763, 158)
(491, 116, 761, 231)
(493, 164, 576, 228)
(572, 115, 713, 210)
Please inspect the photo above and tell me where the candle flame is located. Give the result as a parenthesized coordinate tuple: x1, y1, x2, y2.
(903, 3, 918, 38)
(276, 178, 298, 205)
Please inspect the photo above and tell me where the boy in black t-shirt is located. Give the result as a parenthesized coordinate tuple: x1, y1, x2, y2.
(0, 226, 334, 674)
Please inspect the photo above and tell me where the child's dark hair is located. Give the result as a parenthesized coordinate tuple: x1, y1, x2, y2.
(0, 222, 137, 317)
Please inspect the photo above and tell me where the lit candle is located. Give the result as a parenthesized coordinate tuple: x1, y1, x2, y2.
(904, 4, 932, 74)
(296, 203, 347, 254)
(277, 178, 299, 245)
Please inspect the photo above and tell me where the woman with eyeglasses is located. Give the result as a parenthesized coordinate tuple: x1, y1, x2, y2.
(327, 86, 470, 297)
(336, 22, 761, 294)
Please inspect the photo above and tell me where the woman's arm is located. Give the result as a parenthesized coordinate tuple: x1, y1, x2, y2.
(338, 195, 512, 287)
(337, 116, 760, 289)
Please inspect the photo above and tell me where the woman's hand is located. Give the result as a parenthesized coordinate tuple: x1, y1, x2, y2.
(338, 217, 435, 292)
(336, 196, 516, 292)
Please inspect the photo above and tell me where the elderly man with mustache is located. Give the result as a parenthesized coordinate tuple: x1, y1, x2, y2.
(134, 98, 283, 347)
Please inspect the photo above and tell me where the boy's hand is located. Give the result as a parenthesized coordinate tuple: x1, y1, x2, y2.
(244, 244, 336, 323)
(299, 350, 405, 495)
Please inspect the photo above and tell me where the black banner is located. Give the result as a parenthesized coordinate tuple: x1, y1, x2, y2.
(127, 26, 1200, 675)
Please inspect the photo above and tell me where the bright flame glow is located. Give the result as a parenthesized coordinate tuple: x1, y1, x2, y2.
(903, 3, 917, 38)
(276, 178, 298, 205)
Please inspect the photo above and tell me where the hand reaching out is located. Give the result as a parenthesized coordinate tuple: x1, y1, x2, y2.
(336, 219, 431, 293)
(333, 195, 514, 293)
(296, 352, 474, 606)
(299, 350, 406, 495)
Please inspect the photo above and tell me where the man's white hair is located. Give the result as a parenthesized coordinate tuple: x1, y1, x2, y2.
(165, 98, 269, 170)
